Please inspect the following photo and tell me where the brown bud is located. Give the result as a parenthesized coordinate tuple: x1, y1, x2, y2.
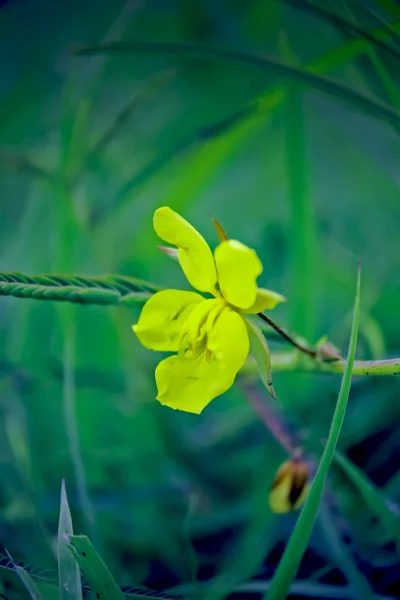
(316, 338, 342, 362)
(211, 217, 228, 243)
(269, 457, 309, 514)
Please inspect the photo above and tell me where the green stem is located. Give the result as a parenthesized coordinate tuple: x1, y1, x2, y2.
(257, 313, 317, 358)
(243, 352, 400, 376)
(256, 313, 400, 376)
(319, 357, 400, 376)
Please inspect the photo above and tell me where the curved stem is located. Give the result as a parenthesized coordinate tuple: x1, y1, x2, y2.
(257, 312, 317, 358)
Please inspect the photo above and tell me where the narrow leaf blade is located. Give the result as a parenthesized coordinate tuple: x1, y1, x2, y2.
(58, 480, 82, 600)
(67, 535, 124, 600)
(333, 450, 400, 552)
(15, 566, 46, 600)
(5, 552, 45, 600)
(266, 266, 361, 600)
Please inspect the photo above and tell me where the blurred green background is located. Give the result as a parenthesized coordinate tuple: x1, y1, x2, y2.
(0, 0, 400, 598)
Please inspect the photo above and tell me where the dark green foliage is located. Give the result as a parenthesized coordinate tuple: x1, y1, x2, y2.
(0, 273, 158, 305)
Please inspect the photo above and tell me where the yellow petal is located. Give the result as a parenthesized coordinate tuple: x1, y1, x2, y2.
(132, 290, 204, 351)
(244, 288, 286, 314)
(155, 308, 249, 414)
(269, 480, 309, 514)
(214, 240, 262, 310)
(179, 298, 225, 350)
(269, 459, 309, 514)
(153, 207, 217, 293)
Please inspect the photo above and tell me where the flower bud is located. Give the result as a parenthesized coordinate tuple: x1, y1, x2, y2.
(158, 246, 179, 260)
(211, 217, 228, 242)
(316, 336, 342, 362)
(269, 457, 309, 514)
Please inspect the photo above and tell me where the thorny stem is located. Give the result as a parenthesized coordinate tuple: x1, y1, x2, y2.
(257, 312, 317, 358)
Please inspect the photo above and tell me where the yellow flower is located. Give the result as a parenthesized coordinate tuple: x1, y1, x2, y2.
(133, 207, 285, 414)
(269, 458, 309, 514)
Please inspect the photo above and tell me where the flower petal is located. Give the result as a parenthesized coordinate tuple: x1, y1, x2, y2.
(133, 289, 204, 351)
(153, 207, 217, 293)
(155, 308, 249, 413)
(269, 472, 309, 514)
(244, 288, 286, 314)
(179, 298, 225, 350)
(214, 240, 262, 309)
(269, 459, 309, 514)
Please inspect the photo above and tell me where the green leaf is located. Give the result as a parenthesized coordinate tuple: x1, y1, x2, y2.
(243, 317, 276, 400)
(0, 272, 158, 306)
(282, 45, 316, 342)
(317, 506, 376, 600)
(120, 291, 153, 307)
(6, 553, 45, 600)
(58, 480, 82, 600)
(86, 18, 400, 223)
(0, 147, 54, 182)
(67, 535, 125, 600)
(0, 562, 183, 599)
(265, 265, 361, 600)
(282, 0, 400, 62)
(74, 42, 400, 129)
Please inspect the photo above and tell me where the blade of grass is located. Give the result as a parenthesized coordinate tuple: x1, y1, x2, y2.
(280, 34, 316, 342)
(202, 453, 276, 600)
(282, 0, 400, 61)
(338, 0, 400, 109)
(58, 480, 82, 600)
(0, 562, 183, 600)
(5, 552, 45, 600)
(67, 535, 124, 600)
(84, 69, 176, 163)
(0, 147, 54, 183)
(333, 450, 400, 552)
(265, 265, 361, 600)
(63, 326, 96, 543)
(316, 506, 375, 600)
(74, 42, 400, 128)
(374, 0, 400, 18)
(89, 16, 400, 222)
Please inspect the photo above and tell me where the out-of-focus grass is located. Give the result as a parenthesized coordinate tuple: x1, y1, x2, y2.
(0, 1, 399, 599)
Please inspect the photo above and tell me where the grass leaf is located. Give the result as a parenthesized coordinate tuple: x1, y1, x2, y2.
(58, 480, 82, 600)
(265, 265, 361, 600)
(280, 35, 316, 342)
(333, 450, 400, 552)
(94, 17, 400, 221)
(283, 0, 400, 62)
(67, 535, 124, 600)
(74, 42, 400, 129)
(5, 552, 45, 600)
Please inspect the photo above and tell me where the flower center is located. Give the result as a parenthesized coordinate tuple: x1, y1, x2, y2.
(178, 298, 226, 360)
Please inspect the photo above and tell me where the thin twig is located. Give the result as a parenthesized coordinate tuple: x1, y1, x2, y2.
(257, 312, 317, 358)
